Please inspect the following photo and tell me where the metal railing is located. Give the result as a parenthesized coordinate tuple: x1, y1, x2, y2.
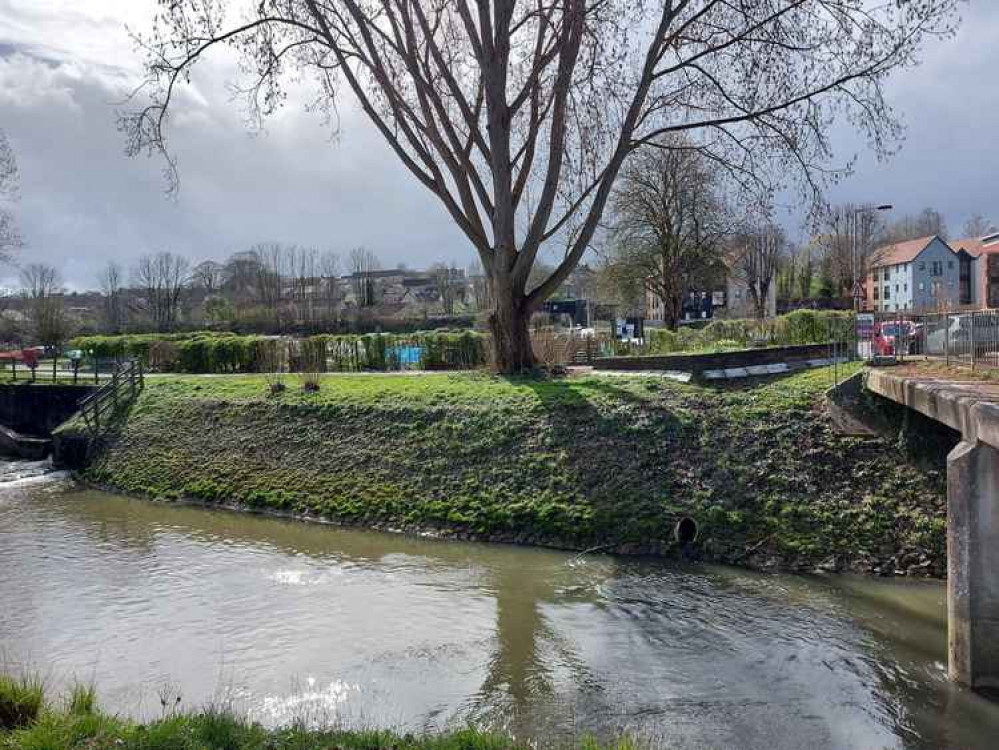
(867, 310, 999, 369)
(77, 359, 144, 438)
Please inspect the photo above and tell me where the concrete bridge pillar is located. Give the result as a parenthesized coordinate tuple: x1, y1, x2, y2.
(948, 439, 999, 690)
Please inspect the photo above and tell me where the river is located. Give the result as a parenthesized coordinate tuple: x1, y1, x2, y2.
(1, 462, 998, 749)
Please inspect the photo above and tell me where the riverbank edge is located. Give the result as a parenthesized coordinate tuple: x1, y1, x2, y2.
(56, 369, 949, 579)
(73, 476, 904, 577)
(0, 674, 604, 750)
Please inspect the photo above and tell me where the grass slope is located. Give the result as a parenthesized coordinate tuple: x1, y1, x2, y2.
(75, 366, 948, 574)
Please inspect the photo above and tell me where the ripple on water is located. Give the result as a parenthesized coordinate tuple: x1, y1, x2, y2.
(2, 476, 999, 749)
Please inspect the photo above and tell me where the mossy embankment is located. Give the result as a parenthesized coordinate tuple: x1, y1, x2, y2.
(60, 365, 950, 575)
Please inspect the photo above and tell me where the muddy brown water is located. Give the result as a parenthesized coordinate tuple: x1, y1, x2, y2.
(1, 461, 998, 748)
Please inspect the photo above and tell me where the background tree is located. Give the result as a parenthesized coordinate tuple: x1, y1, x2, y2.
(132, 251, 190, 332)
(431, 262, 461, 315)
(883, 207, 949, 244)
(318, 250, 341, 326)
(731, 225, 784, 320)
(819, 204, 887, 296)
(191, 260, 227, 295)
(123, 0, 957, 371)
(608, 142, 728, 329)
(20, 263, 72, 346)
(467, 259, 492, 314)
(349, 247, 380, 308)
(962, 214, 997, 238)
(249, 243, 285, 324)
(0, 128, 21, 262)
(98, 261, 126, 333)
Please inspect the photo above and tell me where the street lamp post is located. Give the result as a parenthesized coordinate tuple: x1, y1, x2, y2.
(852, 203, 893, 312)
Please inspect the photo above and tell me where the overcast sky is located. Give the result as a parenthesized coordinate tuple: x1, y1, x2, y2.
(0, 0, 996, 290)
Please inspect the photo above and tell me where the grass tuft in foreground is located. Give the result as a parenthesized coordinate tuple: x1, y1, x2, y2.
(0, 680, 640, 750)
(0, 675, 44, 732)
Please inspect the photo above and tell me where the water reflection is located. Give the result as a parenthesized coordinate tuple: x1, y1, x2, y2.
(1, 475, 998, 748)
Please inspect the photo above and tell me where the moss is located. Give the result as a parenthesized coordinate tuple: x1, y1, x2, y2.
(79, 365, 948, 574)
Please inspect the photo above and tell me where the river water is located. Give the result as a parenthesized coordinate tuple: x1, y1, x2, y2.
(1, 463, 998, 749)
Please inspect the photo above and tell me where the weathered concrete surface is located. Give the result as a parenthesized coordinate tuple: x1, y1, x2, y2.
(0, 423, 50, 459)
(825, 373, 879, 437)
(948, 440, 999, 690)
(865, 367, 999, 691)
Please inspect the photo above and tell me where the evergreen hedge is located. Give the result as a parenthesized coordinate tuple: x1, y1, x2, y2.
(70, 331, 488, 373)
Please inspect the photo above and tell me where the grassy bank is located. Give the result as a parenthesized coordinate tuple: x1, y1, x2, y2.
(0, 675, 628, 750)
(63, 365, 950, 575)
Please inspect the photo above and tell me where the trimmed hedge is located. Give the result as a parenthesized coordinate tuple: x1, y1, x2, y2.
(644, 310, 854, 355)
(71, 331, 488, 373)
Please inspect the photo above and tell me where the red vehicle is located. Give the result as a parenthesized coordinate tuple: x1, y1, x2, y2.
(873, 321, 923, 356)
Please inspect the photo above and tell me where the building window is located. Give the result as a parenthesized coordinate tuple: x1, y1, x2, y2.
(873, 286, 879, 300)
(886, 266, 892, 278)
(883, 286, 890, 299)
(932, 260, 943, 276)
(919, 262, 926, 271)
(919, 282, 925, 291)
(904, 284, 908, 293)
(948, 260, 955, 270)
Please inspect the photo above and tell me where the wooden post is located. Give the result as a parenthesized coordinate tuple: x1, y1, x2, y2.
(94, 357, 99, 384)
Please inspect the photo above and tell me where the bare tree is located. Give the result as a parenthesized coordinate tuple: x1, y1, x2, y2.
(962, 214, 998, 239)
(98, 261, 126, 333)
(0, 128, 21, 262)
(430, 262, 462, 315)
(731, 225, 784, 320)
(883, 207, 949, 244)
(249, 242, 285, 322)
(608, 141, 729, 329)
(467, 259, 492, 313)
(132, 251, 191, 331)
(20, 264, 72, 346)
(818, 204, 886, 296)
(289, 245, 319, 323)
(122, 0, 957, 371)
(191, 260, 227, 294)
(318, 250, 341, 324)
(348, 247, 380, 308)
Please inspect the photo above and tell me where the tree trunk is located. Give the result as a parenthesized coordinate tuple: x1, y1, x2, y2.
(489, 294, 535, 373)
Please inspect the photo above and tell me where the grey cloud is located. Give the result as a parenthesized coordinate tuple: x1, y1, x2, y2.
(0, 0, 996, 291)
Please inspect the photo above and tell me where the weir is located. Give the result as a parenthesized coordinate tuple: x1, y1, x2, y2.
(865, 368, 999, 692)
(0, 384, 97, 459)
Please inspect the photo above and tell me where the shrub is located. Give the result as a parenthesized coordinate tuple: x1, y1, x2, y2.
(0, 673, 44, 730)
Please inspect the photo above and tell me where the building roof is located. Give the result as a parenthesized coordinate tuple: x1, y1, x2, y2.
(950, 236, 984, 257)
(869, 235, 939, 267)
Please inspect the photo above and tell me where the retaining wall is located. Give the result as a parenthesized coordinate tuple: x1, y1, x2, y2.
(0, 384, 97, 436)
(592, 343, 838, 374)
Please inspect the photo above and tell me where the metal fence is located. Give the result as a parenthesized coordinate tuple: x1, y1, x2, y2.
(866, 310, 999, 369)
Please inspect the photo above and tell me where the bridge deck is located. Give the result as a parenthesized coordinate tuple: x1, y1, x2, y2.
(865, 365, 999, 448)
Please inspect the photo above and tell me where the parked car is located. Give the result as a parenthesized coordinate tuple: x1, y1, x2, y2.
(924, 314, 999, 358)
(873, 321, 923, 356)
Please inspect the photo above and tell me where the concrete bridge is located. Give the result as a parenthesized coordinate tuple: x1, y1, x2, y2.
(865, 368, 999, 693)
